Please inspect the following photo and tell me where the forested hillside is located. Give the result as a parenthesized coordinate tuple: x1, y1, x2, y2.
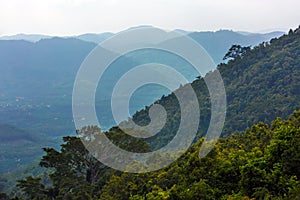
(0, 29, 286, 173)
(1, 27, 299, 200)
(2, 110, 299, 199)
(0, 29, 282, 138)
(132, 27, 300, 149)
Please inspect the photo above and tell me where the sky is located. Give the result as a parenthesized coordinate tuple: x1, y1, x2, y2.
(0, 0, 299, 36)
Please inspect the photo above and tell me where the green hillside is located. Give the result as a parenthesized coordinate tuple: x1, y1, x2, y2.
(94, 110, 300, 200)
(6, 110, 299, 199)
(0, 30, 282, 138)
(131, 27, 300, 149)
(1, 26, 300, 200)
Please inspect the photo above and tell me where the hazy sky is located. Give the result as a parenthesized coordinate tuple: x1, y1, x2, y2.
(0, 0, 299, 36)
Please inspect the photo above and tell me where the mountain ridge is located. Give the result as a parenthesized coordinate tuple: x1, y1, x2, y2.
(0, 28, 284, 46)
(130, 26, 300, 149)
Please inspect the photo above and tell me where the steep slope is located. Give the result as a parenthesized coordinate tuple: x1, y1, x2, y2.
(97, 110, 300, 200)
(131, 27, 300, 148)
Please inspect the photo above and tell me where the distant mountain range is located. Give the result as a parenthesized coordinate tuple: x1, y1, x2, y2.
(0, 33, 52, 42)
(0, 27, 286, 172)
(0, 29, 285, 63)
(0, 32, 114, 43)
(0, 28, 286, 134)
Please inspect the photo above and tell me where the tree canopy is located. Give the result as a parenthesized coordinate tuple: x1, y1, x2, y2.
(11, 110, 300, 200)
(223, 44, 251, 60)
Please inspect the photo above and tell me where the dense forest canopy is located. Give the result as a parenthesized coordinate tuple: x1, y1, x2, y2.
(2, 110, 298, 200)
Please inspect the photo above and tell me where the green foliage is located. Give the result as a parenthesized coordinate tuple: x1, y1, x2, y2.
(223, 44, 251, 60)
(13, 126, 151, 200)
(95, 110, 300, 200)
(16, 177, 48, 200)
(131, 26, 300, 149)
(10, 113, 300, 199)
